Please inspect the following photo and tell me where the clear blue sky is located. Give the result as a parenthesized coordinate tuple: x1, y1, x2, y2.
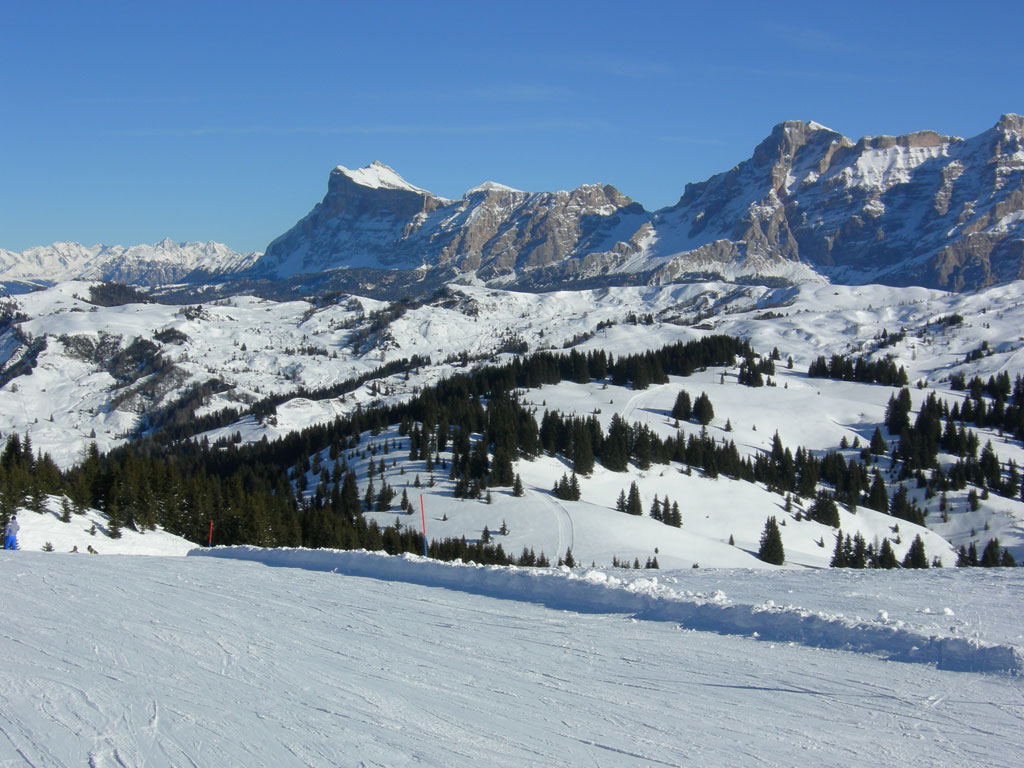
(2, 0, 1021, 254)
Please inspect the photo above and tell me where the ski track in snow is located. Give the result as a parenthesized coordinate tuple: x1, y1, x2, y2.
(1, 552, 1023, 767)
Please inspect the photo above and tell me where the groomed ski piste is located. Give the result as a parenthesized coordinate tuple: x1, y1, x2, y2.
(2, 543, 1023, 767)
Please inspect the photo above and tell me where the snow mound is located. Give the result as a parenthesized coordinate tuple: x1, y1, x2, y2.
(192, 547, 1024, 675)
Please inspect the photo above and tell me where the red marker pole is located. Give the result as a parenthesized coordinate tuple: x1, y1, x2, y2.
(208, 520, 214, 548)
(419, 494, 428, 557)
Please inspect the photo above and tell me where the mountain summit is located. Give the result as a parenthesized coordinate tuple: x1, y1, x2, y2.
(253, 115, 1024, 292)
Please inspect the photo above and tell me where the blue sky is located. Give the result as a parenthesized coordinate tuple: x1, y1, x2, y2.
(2, 0, 1021, 254)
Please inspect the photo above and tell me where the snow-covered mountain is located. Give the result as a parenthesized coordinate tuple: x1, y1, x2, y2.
(652, 114, 1024, 291)
(254, 116, 1024, 292)
(253, 160, 652, 288)
(0, 238, 260, 289)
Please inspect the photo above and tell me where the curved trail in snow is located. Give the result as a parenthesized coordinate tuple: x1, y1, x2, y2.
(528, 487, 574, 557)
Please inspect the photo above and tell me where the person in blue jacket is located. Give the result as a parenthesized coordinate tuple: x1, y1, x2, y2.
(4, 515, 19, 550)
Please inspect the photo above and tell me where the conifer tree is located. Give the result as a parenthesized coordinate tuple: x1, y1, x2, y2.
(671, 390, 692, 421)
(626, 482, 643, 516)
(512, 473, 524, 497)
(693, 392, 715, 426)
(830, 529, 847, 567)
(758, 516, 785, 565)
(809, 493, 840, 527)
(980, 537, 1003, 567)
(877, 538, 898, 569)
(902, 535, 929, 569)
(869, 427, 888, 456)
(649, 497, 662, 521)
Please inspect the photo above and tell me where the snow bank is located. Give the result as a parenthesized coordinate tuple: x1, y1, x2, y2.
(192, 547, 1023, 675)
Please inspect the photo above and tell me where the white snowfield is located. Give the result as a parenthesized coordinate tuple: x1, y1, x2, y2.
(2, 550, 1023, 768)
(194, 546, 1024, 675)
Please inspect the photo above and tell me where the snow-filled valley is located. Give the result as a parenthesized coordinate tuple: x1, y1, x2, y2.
(1, 548, 1023, 767)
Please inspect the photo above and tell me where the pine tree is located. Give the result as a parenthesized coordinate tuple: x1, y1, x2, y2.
(877, 538, 899, 569)
(669, 501, 681, 527)
(809, 493, 840, 527)
(693, 392, 715, 426)
(870, 427, 888, 456)
(626, 482, 643, 516)
(671, 390, 692, 421)
(758, 516, 785, 565)
(902, 535, 929, 569)
(615, 489, 627, 512)
(829, 529, 847, 567)
(980, 537, 1003, 567)
(649, 496, 662, 521)
(512, 473, 524, 497)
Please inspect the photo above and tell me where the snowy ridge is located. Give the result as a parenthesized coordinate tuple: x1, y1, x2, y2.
(194, 547, 1024, 675)
(334, 160, 434, 195)
(465, 180, 524, 195)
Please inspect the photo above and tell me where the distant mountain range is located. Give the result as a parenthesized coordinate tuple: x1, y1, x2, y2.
(5, 115, 1023, 295)
(0, 238, 259, 291)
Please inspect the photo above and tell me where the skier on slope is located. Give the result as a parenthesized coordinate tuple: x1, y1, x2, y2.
(3, 515, 19, 550)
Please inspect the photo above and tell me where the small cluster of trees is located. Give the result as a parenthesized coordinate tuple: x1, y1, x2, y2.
(552, 472, 581, 501)
(807, 353, 908, 387)
(955, 538, 1016, 567)
(671, 390, 715, 425)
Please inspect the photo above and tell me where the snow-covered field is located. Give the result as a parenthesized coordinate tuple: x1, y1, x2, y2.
(1, 548, 1022, 767)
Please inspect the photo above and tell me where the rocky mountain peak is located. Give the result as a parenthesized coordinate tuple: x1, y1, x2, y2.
(995, 113, 1024, 135)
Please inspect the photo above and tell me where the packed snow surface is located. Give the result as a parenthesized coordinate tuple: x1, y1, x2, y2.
(1, 549, 1022, 767)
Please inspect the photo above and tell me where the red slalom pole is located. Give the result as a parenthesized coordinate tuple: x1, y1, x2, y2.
(419, 494, 428, 557)
(208, 520, 214, 547)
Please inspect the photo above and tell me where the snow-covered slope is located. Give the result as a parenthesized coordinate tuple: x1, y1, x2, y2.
(2, 278, 1017, 467)
(3, 278, 1024, 566)
(1, 551, 1022, 766)
(0, 238, 260, 288)
(7, 495, 194, 556)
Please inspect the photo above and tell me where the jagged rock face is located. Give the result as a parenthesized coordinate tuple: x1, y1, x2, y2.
(656, 115, 1024, 290)
(255, 162, 649, 282)
(252, 117, 1024, 293)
